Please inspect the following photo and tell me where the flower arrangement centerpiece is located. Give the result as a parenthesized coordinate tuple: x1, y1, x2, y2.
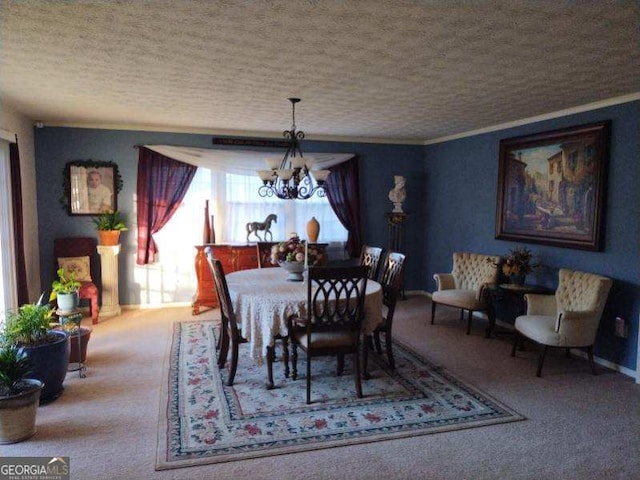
(488, 247, 539, 285)
(271, 233, 323, 281)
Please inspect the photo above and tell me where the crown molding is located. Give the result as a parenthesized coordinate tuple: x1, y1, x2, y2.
(34, 92, 640, 147)
(39, 121, 425, 145)
(423, 92, 640, 145)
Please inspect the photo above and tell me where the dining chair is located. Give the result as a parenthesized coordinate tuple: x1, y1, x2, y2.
(369, 252, 406, 370)
(360, 245, 384, 280)
(207, 252, 246, 386)
(206, 249, 287, 388)
(256, 241, 279, 268)
(288, 265, 368, 404)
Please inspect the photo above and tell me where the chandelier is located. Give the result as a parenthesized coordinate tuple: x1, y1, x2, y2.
(257, 98, 330, 200)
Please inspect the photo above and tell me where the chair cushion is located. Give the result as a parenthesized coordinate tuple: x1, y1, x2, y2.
(293, 331, 356, 349)
(58, 256, 92, 282)
(514, 315, 563, 347)
(432, 289, 485, 311)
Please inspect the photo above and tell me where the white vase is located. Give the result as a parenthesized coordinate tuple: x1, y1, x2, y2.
(279, 261, 305, 282)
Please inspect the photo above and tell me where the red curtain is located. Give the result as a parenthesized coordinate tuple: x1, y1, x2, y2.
(136, 147, 197, 265)
(9, 138, 28, 304)
(325, 156, 361, 257)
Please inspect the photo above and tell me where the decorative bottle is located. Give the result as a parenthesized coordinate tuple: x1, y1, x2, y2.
(306, 217, 320, 243)
(203, 200, 212, 244)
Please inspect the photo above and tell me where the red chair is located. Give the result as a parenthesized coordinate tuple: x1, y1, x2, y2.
(53, 237, 100, 324)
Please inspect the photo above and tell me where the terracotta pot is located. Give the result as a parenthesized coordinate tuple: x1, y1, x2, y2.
(69, 327, 92, 363)
(98, 230, 120, 246)
(306, 217, 320, 242)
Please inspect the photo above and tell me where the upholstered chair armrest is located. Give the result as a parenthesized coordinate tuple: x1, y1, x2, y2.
(554, 310, 597, 334)
(433, 273, 455, 291)
(477, 282, 497, 301)
(524, 293, 557, 316)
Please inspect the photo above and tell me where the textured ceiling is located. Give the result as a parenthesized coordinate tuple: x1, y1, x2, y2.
(1, 1, 639, 143)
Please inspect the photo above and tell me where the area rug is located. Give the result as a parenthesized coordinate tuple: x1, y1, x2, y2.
(156, 320, 524, 470)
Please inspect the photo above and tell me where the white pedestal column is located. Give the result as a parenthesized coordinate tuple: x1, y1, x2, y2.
(97, 244, 121, 317)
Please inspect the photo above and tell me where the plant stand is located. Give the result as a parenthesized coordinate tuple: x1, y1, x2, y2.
(56, 309, 86, 378)
(97, 244, 122, 317)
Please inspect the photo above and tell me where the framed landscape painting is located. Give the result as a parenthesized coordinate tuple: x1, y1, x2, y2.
(495, 121, 610, 251)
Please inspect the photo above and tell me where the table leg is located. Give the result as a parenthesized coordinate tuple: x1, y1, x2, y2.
(265, 346, 275, 390)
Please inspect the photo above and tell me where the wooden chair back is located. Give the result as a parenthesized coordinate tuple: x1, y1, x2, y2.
(256, 241, 279, 268)
(360, 245, 384, 280)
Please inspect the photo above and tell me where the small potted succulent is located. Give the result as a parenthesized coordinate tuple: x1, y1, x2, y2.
(50, 267, 81, 312)
(92, 209, 128, 246)
(2, 297, 69, 403)
(0, 345, 44, 444)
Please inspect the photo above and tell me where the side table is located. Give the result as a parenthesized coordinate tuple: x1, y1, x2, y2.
(56, 309, 87, 378)
(485, 283, 553, 338)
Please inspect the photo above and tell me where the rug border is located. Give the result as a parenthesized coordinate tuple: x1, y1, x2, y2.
(155, 320, 525, 471)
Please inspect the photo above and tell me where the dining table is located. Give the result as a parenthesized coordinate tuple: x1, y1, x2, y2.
(225, 267, 383, 388)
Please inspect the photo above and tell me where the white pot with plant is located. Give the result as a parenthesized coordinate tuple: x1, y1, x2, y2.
(50, 268, 81, 312)
(92, 209, 128, 246)
(0, 345, 44, 444)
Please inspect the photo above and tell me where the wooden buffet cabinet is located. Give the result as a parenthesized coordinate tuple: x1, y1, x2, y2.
(191, 244, 259, 315)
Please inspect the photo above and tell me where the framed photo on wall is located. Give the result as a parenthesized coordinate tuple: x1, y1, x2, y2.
(63, 160, 121, 215)
(495, 121, 610, 251)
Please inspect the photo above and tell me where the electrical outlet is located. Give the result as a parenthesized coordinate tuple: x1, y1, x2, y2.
(614, 316, 627, 338)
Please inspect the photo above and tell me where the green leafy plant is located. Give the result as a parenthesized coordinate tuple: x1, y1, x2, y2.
(50, 268, 81, 301)
(0, 345, 31, 396)
(91, 209, 128, 231)
(487, 247, 540, 276)
(2, 299, 55, 347)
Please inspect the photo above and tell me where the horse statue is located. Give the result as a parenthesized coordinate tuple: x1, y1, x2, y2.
(246, 213, 277, 242)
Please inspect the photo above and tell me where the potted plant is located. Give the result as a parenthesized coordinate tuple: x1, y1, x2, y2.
(487, 247, 540, 285)
(58, 317, 92, 365)
(92, 209, 128, 246)
(50, 267, 81, 312)
(0, 345, 44, 444)
(2, 297, 69, 403)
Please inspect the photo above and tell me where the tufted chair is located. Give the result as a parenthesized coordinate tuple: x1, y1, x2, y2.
(53, 237, 100, 324)
(431, 252, 500, 334)
(511, 268, 612, 377)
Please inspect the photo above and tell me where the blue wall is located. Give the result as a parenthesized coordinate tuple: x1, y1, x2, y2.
(34, 128, 425, 304)
(34, 100, 638, 371)
(423, 101, 639, 371)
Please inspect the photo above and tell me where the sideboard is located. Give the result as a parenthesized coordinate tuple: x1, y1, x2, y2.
(191, 244, 259, 314)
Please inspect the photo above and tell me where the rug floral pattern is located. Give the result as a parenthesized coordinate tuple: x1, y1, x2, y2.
(156, 321, 524, 469)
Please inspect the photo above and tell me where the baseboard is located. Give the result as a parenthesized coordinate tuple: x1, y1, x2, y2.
(568, 348, 637, 379)
(121, 301, 192, 310)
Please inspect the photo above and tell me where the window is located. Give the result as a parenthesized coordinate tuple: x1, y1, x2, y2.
(144, 167, 348, 304)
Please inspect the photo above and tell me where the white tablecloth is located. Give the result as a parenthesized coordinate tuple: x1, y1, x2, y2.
(226, 268, 383, 364)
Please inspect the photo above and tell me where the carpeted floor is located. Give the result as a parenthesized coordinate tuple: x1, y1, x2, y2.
(3, 294, 639, 480)
(156, 320, 523, 469)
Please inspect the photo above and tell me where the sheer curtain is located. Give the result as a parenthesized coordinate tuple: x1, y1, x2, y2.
(0, 138, 18, 317)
